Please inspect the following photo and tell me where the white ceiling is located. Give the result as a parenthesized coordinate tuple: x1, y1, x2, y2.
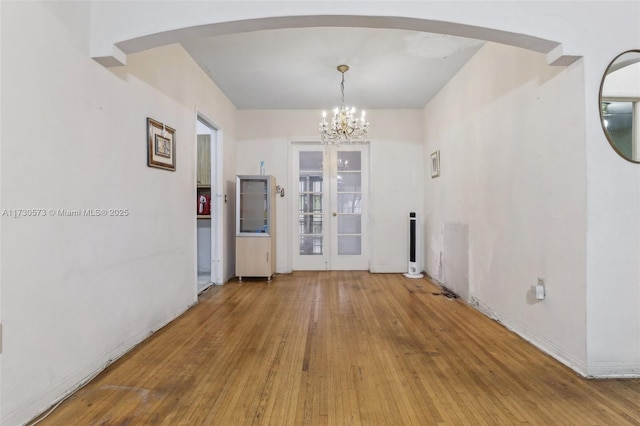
(181, 27, 485, 110)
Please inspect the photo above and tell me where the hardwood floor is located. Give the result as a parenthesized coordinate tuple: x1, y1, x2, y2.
(34, 272, 640, 425)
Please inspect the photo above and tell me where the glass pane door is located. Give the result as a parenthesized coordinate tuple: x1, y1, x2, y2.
(330, 146, 368, 270)
(292, 143, 368, 271)
(336, 151, 362, 255)
(299, 151, 324, 255)
(238, 177, 269, 234)
(293, 146, 329, 270)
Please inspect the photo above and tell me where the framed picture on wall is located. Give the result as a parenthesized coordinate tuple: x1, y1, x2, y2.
(147, 118, 176, 171)
(431, 150, 440, 178)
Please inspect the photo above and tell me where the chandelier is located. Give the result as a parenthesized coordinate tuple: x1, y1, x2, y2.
(319, 65, 370, 144)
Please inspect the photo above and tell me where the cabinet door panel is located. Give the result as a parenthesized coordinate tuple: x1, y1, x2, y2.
(236, 237, 271, 277)
(197, 135, 211, 185)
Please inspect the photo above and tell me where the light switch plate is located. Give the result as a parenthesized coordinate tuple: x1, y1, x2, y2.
(535, 285, 545, 300)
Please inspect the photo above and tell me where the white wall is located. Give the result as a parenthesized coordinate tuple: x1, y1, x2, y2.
(587, 48, 640, 375)
(0, 2, 237, 424)
(423, 43, 588, 373)
(122, 48, 239, 285)
(237, 110, 424, 273)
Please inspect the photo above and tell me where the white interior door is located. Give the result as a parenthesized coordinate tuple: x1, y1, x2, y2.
(293, 144, 328, 270)
(292, 143, 369, 270)
(329, 145, 369, 270)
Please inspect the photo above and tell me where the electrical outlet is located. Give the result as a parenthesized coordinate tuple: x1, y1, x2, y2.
(537, 277, 545, 287)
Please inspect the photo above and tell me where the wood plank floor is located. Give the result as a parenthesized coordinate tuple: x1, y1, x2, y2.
(34, 272, 640, 425)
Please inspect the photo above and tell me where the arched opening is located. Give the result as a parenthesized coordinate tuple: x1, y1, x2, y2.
(94, 15, 577, 68)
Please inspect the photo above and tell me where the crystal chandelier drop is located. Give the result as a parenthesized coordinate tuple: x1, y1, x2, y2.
(319, 65, 370, 144)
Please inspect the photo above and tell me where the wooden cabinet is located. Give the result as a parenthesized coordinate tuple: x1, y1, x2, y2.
(197, 135, 211, 219)
(236, 237, 274, 279)
(235, 175, 276, 281)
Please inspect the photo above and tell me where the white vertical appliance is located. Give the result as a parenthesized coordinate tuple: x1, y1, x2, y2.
(404, 212, 424, 278)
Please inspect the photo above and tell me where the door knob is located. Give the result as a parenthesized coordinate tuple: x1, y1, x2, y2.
(332, 212, 337, 217)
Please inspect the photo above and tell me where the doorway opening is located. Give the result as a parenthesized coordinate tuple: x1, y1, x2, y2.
(196, 115, 223, 292)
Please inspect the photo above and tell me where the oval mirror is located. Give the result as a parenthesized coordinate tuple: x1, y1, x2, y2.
(600, 50, 640, 162)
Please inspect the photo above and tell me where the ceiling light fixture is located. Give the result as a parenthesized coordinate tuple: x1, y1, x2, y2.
(319, 65, 370, 145)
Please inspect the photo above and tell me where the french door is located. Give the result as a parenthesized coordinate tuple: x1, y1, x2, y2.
(292, 143, 369, 270)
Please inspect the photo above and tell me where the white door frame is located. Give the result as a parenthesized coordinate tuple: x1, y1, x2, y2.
(290, 141, 370, 271)
(196, 112, 224, 285)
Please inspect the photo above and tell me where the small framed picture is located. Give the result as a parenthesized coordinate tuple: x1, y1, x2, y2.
(147, 118, 176, 171)
(430, 150, 440, 178)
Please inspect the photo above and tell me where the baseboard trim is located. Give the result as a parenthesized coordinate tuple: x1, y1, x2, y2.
(427, 274, 640, 379)
(586, 362, 640, 378)
(468, 295, 589, 377)
(8, 302, 194, 426)
(369, 265, 406, 273)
